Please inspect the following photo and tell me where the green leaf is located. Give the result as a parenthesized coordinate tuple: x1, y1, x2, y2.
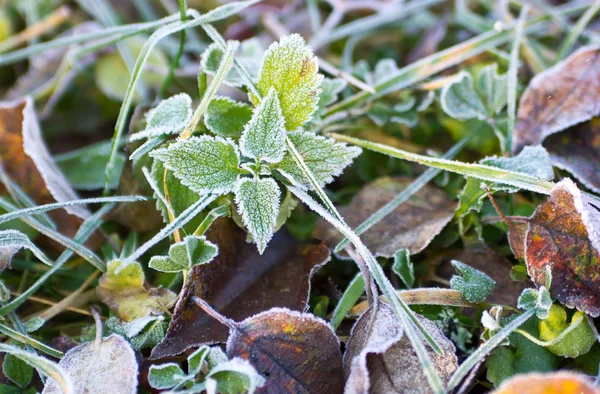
(315, 78, 347, 116)
(201, 38, 263, 88)
(129, 94, 193, 141)
(204, 96, 253, 138)
(188, 346, 211, 376)
(151, 158, 200, 223)
(539, 304, 595, 358)
(3, 354, 33, 388)
(251, 34, 323, 130)
(275, 130, 361, 189)
(450, 260, 495, 303)
(0, 281, 10, 302)
(476, 63, 508, 115)
(518, 287, 552, 320)
(441, 71, 488, 120)
(54, 141, 126, 190)
(97, 260, 177, 321)
(392, 249, 415, 288)
(486, 347, 514, 387)
(240, 88, 287, 164)
(149, 235, 218, 273)
(151, 136, 241, 195)
(205, 358, 266, 394)
(130, 318, 167, 351)
(234, 177, 281, 254)
(148, 363, 186, 390)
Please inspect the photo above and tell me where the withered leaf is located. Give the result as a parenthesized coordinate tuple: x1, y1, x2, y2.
(513, 45, 600, 154)
(525, 179, 600, 316)
(314, 177, 456, 258)
(491, 372, 600, 394)
(545, 120, 600, 193)
(343, 302, 457, 394)
(0, 98, 87, 238)
(150, 219, 330, 359)
(227, 308, 344, 394)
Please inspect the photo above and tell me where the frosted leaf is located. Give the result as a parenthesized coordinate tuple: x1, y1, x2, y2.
(450, 260, 496, 303)
(251, 34, 323, 130)
(201, 38, 264, 88)
(477, 63, 508, 115)
(150, 136, 241, 195)
(149, 235, 218, 273)
(205, 358, 266, 394)
(441, 71, 488, 121)
(148, 363, 186, 390)
(315, 78, 347, 116)
(129, 93, 192, 141)
(42, 334, 138, 394)
(275, 130, 361, 189)
(234, 177, 281, 254)
(518, 287, 552, 319)
(239, 88, 287, 164)
(0, 229, 53, 267)
(204, 96, 253, 138)
(539, 304, 595, 358)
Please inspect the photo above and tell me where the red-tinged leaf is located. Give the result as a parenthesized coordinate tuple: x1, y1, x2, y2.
(196, 299, 344, 394)
(314, 177, 456, 258)
(525, 179, 600, 316)
(344, 302, 457, 394)
(545, 120, 600, 194)
(491, 371, 600, 394)
(150, 219, 330, 359)
(513, 45, 600, 154)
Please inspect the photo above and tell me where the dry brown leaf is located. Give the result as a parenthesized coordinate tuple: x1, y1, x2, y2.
(491, 371, 600, 394)
(513, 45, 600, 154)
(150, 219, 330, 359)
(314, 177, 456, 258)
(343, 302, 457, 394)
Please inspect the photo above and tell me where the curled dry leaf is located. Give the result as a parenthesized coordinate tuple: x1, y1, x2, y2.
(226, 307, 344, 394)
(42, 334, 138, 394)
(525, 179, 600, 316)
(314, 177, 456, 258)
(513, 45, 600, 154)
(343, 302, 457, 394)
(491, 371, 600, 394)
(150, 219, 330, 359)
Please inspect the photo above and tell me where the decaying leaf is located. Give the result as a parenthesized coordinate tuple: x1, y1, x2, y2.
(545, 120, 600, 193)
(226, 307, 344, 393)
(0, 98, 88, 234)
(525, 178, 600, 316)
(314, 177, 456, 258)
(343, 302, 457, 394)
(150, 219, 330, 359)
(491, 371, 600, 394)
(97, 260, 177, 322)
(512, 45, 600, 154)
(42, 334, 138, 394)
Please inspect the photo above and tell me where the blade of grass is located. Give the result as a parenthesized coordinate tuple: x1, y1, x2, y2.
(334, 134, 472, 253)
(330, 273, 364, 330)
(0, 204, 112, 316)
(554, 0, 600, 63)
(506, 6, 528, 153)
(328, 133, 556, 195)
(0, 322, 63, 358)
(160, 0, 188, 97)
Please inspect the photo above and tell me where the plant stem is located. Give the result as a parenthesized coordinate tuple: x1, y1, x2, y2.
(160, 0, 188, 97)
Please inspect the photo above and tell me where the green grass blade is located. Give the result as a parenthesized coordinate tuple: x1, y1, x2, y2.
(554, 0, 600, 63)
(506, 6, 528, 153)
(0, 322, 64, 358)
(330, 273, 364, 330)
(334, 135, 472, 253)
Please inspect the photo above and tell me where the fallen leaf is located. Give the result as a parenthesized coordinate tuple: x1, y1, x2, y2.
(97, 260, 177, 322)
(314, 177, 456, 258)
(544, 120, 600, 193)
(512, 45, 600, 154)
(42, 334, 138, 394)
(491, 371, 600, 394)
(150, 219, 330, 359)
(225, 307, 344, 394)
(0, 97, 88, 238)
(343, 302, 457, 394)
(525, 178, 600, 316)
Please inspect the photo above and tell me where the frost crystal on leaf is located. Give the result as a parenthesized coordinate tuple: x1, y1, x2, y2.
(149, 235, 218, 273)
(441, 71, 488, 121)
(204, 96, 253, 138)
(252, 34, 323, 130)
(234, 177, 281, 254)
(275, 130, 361, 189)
(239, 87, 287, 164)
(201, 38, 263, 88)
(450, 260, 495, 303)
(150, 136, 241, 195)
(129, 93, 192, 141)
